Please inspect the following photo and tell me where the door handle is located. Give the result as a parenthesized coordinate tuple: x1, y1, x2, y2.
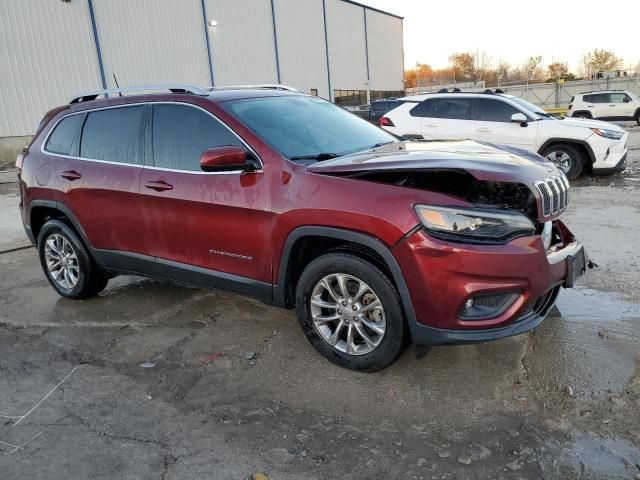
(145, 180, 173, 192)
(477, 127, 491, 133)
(61, 170, 81, 180)
(424, 123, 438, 127)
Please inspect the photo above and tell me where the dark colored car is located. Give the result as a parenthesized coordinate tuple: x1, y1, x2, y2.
(17, 84, 587, 371)
(353, 99, 404, 124)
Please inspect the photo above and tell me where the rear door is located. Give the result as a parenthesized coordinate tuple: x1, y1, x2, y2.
(139, 102, 272, 282)
(416, 97, 475, 140)
(474, 98, 537, 149)
(51, 104, 147, 254)
(584, 93, 610, 118)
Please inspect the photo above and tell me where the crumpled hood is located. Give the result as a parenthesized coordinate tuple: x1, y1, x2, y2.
(558, 117, 626, 131)
(308, 140, 562, 186)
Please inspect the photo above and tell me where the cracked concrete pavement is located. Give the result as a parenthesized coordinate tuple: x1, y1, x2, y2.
(0, 126, 639, 479)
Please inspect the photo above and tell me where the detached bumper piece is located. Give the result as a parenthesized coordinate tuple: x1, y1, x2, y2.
(412, 286, 560, 346)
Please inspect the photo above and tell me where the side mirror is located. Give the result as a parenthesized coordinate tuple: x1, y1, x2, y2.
(511, 112, 528, 127)
(623, 97, 630, 103)
(200, 146, 248, 172)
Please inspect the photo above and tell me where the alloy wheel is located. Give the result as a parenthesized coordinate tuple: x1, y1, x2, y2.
(545, 151, 572, 174)
(44, 233, 80, 289)
(310, 273, 386, 355)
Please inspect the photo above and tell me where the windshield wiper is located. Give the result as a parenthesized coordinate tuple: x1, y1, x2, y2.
(289, 153, 339, 161)
(369, 140, 397, 149)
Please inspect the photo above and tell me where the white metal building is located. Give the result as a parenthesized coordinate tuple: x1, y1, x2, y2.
(0, 0, 404, 139)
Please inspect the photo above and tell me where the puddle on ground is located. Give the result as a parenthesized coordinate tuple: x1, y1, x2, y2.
(556, 287, 640, 320)
(526, 287, 640, 397)
(563, 436, 640, 478)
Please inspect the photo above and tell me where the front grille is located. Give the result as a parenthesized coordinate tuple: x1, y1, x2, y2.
(534, 175, 570, 217)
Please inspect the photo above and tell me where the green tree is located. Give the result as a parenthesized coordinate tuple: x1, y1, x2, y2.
(449, 52, 474, 80)
(581, 49, 622, 77)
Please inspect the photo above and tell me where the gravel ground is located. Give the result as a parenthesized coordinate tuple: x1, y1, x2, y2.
(0, 126, 639, 479)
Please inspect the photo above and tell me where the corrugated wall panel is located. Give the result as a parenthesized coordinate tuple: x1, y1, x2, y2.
(0, 0, 102, 137)
(204, 0, 278, 86)
(273, 0, 329, 98)
(365, 11, 404, 91)
(325, 0, 368, 92)
(92, 0, 211, 89)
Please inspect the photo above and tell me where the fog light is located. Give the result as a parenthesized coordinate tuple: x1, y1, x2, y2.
(460, 292, 520, 320)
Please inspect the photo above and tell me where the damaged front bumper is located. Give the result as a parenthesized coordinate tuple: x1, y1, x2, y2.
(393, 219, 588, 346)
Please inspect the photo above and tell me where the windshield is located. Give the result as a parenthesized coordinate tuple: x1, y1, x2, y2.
(507, 96, 551, 119)
(221, 95, 396, 161)
(628, 91, 639, 101)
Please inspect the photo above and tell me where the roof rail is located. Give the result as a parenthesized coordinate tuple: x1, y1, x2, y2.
(211, 84, 299, 92)
(580, 89, 625, 94)
(69, 84, 209, 104)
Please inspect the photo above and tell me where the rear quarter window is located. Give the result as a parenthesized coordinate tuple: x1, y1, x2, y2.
(45, 114, 83, 155)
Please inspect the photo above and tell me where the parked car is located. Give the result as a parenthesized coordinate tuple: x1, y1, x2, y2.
(380, 89, 629, 179)
(352, 99, 404, 123)
(17, 84, 587, 371)
(568, 90, 640, 125)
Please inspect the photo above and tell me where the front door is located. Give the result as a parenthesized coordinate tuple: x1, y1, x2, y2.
(139, 103, 272, 284)
(608, 92, 634, 118)
(474, 98, 538, 149)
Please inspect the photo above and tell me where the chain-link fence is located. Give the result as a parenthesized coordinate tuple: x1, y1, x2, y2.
(496, 76, 640, 109)
(404, 75, 640, 109)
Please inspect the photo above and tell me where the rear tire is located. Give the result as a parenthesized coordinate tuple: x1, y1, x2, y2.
(541, 144, 584, 180)
(37, 219, 108, 299)
(295, 252, 406, 372)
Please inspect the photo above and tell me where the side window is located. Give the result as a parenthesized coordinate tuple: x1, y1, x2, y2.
(609, 93, 627, 103)
(410, 100, 432, 117)
(45, 114, 83, 155)
(80, 106, 144, 164)
(584, 94, 608, 103)
(428, 98, 472, 120)
(152, 104, 243, 172)
(476, 98, 521, 122)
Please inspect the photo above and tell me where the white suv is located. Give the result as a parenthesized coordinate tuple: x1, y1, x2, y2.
(568, 90, 640, 125)
(380, 90, 628, 179)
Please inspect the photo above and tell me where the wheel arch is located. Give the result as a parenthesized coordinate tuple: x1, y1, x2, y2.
(28, 200, 93, 250)
(274, 226, 420, 340)
(570, 110, 592, 119)
(538, 138, 596, 173)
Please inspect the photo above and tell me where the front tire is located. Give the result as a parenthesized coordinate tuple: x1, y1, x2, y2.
(37, 219, 108, 299)
(295, 252, 406, 372)
(541, 144, 584, 180)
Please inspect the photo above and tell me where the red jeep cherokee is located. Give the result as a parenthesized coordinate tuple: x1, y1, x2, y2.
(17, 85, 587, 371)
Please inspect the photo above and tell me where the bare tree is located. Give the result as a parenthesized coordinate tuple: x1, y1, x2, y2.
(473, 50, 492, 82)
(524, 55, 543, 80)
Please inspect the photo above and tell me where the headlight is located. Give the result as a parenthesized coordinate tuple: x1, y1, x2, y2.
(590, 128, 624, 140)
(415, 205, 535, 243)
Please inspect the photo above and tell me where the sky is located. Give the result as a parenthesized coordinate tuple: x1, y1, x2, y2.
(359, 0, 640, 72)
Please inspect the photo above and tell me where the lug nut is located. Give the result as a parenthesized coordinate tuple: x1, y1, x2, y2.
(352, 305, 357, 311)
(337, 309, 342, 315)
(342, 301, 347, 306)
